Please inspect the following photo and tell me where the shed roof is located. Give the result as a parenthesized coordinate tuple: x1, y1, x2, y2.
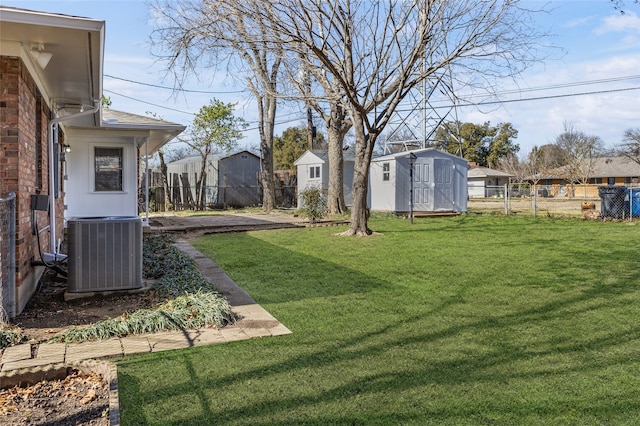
(372, 148, 467, 163)
(294, 148, 356, 165)
(168, 150, 259, 165)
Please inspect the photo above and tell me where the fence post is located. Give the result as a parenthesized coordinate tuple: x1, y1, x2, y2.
(630, 187, 635, 223)
(533, 184, 538, 217)
(504, 183, 509, 215)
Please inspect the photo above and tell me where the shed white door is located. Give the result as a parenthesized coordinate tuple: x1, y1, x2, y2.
(412, 161, 432, 210)
(434, 158, 454, 211)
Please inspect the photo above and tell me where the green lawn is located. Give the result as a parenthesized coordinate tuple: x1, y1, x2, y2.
(117, 214, 640, 425)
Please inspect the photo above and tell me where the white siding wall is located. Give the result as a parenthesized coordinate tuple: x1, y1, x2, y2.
(64, 138, 138, 219)
(298, 163, 324, 207)
(295, 152, 325, 207)
(369, 160, 397, 211)
(468, 179, 486, 198)
(295, 151, 357, 208)
(453, 162, 468, 212)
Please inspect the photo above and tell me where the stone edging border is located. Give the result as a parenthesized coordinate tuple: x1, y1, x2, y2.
(0, 359, 120, 426)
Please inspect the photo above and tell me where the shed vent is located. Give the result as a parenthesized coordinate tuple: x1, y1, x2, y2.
(67, 217, 142, 293)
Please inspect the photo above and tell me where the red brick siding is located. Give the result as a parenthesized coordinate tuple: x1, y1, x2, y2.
(0, 55, 60, 294)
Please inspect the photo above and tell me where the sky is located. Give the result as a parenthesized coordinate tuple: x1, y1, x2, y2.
(3, 0, 640, 158)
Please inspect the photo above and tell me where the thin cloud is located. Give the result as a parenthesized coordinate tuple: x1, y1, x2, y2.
(595, 12, 640, 35)
(564, 15, 595, 28)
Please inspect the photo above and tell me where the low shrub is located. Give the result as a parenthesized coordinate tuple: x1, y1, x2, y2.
(0, 327, 26, 349)
(298, 187, 327, 223)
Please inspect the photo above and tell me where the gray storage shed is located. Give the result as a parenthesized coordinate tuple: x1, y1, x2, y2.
(369, 148, 468, 213)
(167, 150, 261, 208)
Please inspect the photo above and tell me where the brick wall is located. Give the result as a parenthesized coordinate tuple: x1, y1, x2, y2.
(1, 55, 61, 314)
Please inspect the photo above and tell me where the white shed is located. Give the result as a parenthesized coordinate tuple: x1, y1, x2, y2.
(369, 148, 468, 213)
(167, 150, 261, 208)
(294, 149, 355, 207)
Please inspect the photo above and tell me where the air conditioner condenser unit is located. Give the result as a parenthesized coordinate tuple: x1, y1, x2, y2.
(67, 216, 143, 293)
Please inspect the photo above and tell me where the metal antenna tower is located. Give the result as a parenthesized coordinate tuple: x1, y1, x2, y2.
(383, 49, 461, 155)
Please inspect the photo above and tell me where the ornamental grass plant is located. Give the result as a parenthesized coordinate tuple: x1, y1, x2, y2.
(50, 234, 236, 344)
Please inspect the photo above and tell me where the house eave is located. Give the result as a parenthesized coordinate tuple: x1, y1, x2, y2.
(0, 6, 105, 126)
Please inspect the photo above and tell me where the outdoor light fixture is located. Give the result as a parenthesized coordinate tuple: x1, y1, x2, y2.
(63, 144, 71, 153)
(30, 43, 53, 69)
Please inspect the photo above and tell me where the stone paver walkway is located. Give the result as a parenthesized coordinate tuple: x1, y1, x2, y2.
(0, 240, 291, 374)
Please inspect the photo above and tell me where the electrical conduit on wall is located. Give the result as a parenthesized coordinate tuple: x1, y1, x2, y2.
(47, 101, 101, 255)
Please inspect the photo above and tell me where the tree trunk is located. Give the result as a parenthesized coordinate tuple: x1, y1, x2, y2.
(327, 118, 347, 215)
(158, 150, 171, 210)
(196, 155, 208, 210)
(260, 150, 276, 212)
(258, 91, 277, 212)
(342, 115, 375, 236)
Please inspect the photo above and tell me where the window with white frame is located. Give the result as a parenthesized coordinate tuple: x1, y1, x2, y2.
(382, 162, 390, 181)
(310, 165, 320, 179)
(94, 147, 123, 191)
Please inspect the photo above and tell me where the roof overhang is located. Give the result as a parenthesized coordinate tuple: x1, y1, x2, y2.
(1, 7, 184, 152)
(0, 6, 104, 127)
(65, 109, 186, 154)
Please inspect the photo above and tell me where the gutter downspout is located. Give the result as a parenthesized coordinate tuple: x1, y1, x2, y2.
(47, 101, 101, 255)
(144, 138, 149, 226)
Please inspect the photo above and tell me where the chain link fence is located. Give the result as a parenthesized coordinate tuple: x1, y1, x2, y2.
(468, 183, 640, 221)
(0, 193, 16, 322)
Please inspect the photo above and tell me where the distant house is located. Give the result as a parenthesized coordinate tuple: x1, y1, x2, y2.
(167, 151, 261, 208)
(369, 148, 468, 214)
(294, 149, 355, 208)
(467, 165, 514, 198)
(530, 156, 640, 197)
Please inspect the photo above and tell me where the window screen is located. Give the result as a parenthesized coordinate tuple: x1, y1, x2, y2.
(95, 147, 123, 191)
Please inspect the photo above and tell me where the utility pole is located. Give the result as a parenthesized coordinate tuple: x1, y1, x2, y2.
(307, 107, 314, 150)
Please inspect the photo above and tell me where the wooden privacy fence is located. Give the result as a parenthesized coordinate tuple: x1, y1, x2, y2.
(139, 170, 298, 211)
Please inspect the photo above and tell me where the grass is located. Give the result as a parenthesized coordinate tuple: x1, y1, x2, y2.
(116, 214, 640, 425)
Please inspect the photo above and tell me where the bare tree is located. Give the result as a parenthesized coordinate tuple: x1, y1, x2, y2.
(497, 153, 525, 185)
(555, 122, 604, 198)
(617, 128, 640, 166)
(516, 144, 565, 190)
(611, 0, 640, 14)
(248, 0, 549, 235)
(149, 0, 283, 212)
(282, 50, 353, 214)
